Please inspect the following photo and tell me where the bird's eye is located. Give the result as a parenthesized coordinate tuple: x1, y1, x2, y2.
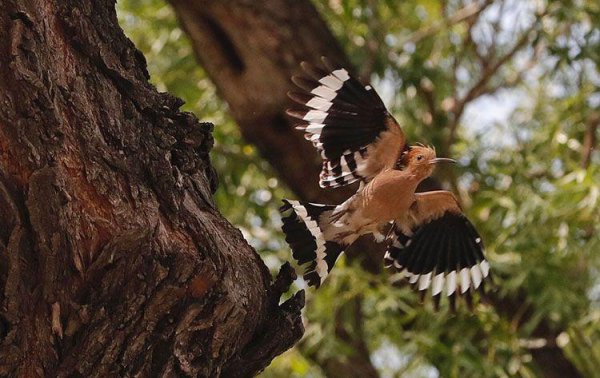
(416, 155, 424, 161)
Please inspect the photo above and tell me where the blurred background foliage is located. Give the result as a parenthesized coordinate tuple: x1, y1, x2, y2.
(118, 0, 599, 376)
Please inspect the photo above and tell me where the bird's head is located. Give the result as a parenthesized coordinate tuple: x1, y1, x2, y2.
(399, 145, 455, 179)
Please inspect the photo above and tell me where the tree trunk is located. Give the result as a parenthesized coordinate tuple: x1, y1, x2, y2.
(167, 0, 357, 204)
(0, 1, 303, 377)
(167, 1, 582, 377)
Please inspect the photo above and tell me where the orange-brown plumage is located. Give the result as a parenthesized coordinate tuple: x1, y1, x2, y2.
(281, 59, 491, 308)
(317, 146, 453, 244)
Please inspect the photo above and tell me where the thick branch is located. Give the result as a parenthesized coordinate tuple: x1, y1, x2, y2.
(0, 0, 302, 376)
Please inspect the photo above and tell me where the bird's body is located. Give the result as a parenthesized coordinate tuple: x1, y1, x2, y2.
(320, 160, 429, 244)
(357, 170, 417, 221)
(281, 58, 491, 308)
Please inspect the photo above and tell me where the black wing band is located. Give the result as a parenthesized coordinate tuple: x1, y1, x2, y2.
(384, 213, 490, 309)
(287, 59, 391, 188)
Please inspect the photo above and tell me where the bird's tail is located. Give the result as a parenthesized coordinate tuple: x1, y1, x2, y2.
(280, 199, 350, 287)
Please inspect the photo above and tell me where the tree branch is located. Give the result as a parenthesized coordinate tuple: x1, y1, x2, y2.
(448, 14, 544, 146)
(401, 0, 492, 46)
(0, 0, 303, 375)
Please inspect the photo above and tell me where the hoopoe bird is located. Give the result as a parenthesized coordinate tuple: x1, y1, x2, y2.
(281, 58, 491, 309)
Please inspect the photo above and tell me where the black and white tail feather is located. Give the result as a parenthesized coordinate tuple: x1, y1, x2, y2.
(287, 58, 406, 189)
(384, 213, 491, 311)
(280, 199, 349, 287)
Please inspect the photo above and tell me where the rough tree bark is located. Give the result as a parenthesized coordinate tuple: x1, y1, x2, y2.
(0, 1, 303, 377)
(168, 1, 582, 377)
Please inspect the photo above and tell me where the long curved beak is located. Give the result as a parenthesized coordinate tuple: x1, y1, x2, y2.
(429, 157, 456, 164)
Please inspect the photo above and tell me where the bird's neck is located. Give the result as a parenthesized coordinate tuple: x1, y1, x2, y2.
(405, 166, 432, 185)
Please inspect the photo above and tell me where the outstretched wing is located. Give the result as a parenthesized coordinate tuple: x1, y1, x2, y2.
(384, 191, 491, 311)
(287, 58, 406, 189)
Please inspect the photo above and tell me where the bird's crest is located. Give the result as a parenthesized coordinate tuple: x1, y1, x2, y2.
(395, 145, 412, 170)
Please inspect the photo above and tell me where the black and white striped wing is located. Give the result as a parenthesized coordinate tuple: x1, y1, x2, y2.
(287, 59, 406, 188)
(384, 191, 491, 310)
(280, 200, 345, 288)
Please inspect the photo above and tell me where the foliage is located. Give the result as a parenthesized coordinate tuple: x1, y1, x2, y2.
(118, 0, 600, 376)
